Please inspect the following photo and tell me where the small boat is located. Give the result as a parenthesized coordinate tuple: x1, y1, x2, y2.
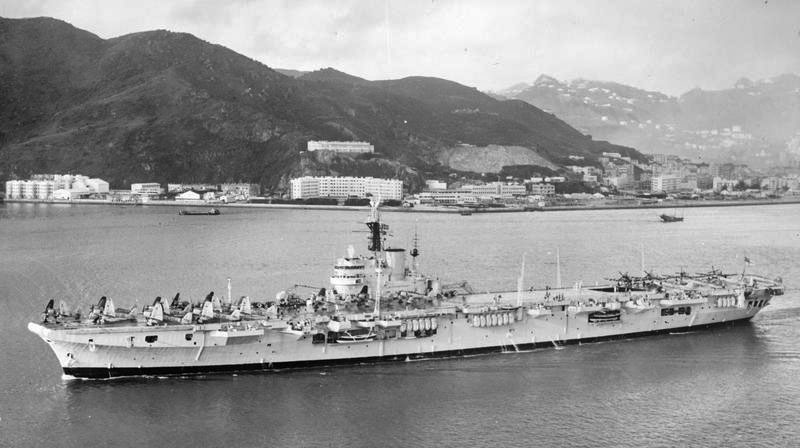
(659, 213, 683, 223)
(335, 329, 377, 343)
(459, 209, 473, 216)
(179, 208, 221, 216)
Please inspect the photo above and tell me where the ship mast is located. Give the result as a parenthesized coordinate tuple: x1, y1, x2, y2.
(374, 265, 383, 316)
(227, 277, 232, 306)
(366, 196, 386, 316)
(410, 226, 420, 275)
(516, 253, 526, 306)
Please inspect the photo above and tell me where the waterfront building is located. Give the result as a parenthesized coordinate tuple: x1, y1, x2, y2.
(175, 191, 202, 201)
(290, 176, 402, 200)
(85, 178, 109, 194)
(5, 180, 22, 199)
(417, 189, 473, 205)
(462, 182, 527, 198)
(7, 174, 109, 199)
(761, 177, 788, 192)
(131, 183, 162, 196)
(651, 174, 681, 193)
(34, 181, 54, 199)
(52, 189, 72, 200)
(22, 181, 36, 199)
(175, 190, 217, 201)
(306, 141, 374, 154)
(52, 186, 90, 200)
(529, 183, 555, 196)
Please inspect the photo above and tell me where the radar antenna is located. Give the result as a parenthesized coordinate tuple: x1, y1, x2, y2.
(365, 196, 387, 253)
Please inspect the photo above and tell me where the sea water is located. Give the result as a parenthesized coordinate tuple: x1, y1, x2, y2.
(1, 202, 798, 447)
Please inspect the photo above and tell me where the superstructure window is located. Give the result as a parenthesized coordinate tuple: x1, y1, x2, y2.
(145, 335, 158, 343)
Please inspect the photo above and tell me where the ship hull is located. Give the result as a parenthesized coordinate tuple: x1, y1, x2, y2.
(30, 293, 770, 379)
(57, 318, 754, 379)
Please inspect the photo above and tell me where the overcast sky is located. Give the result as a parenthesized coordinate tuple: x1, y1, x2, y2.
(2, 0, 799, 95)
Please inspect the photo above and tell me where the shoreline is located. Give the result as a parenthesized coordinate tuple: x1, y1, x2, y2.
(3, 197, 800, 213)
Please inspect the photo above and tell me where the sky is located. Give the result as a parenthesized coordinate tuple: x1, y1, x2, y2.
(2, 0, 799, 95)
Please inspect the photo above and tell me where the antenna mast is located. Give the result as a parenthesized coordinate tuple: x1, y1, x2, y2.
(366, 196, 386, 316)
(410, 226, 420, 275)
(516, 253, 526, 306)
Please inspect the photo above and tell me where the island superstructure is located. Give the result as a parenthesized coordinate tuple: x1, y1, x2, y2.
(28, 200, 784, 379)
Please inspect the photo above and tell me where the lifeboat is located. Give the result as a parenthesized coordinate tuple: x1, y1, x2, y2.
(327, 320, 352, 333)
(587, 309, 621, 323)
(335, 329, 376, 344)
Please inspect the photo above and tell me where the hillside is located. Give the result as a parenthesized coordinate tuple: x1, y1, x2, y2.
(498, 74, 800, 166)
(0, 17, 642, 191)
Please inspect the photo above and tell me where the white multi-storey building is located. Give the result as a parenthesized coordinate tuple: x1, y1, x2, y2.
(364, 177, 403, 200)
(417, 190, 470, 205)
(306, 141, 374, 154)
(5, 180, 23, 199)
(651, 174, 681, 193)
(6, 174, 110, 199)
(22, 181, 36, 199)
(290, 176, 402, 200)
(86, 178, 110, 194)
(462, 182, 527, 198)
(34, 181, 54, 199)
(529, 183, 556, 196)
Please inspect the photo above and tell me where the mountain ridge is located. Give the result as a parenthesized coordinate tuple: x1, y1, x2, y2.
(497, 73, 800, 165)
(1, 17, 643, 191)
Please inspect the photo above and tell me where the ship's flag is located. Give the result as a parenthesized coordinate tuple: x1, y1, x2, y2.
(744, 256, 752, 264)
